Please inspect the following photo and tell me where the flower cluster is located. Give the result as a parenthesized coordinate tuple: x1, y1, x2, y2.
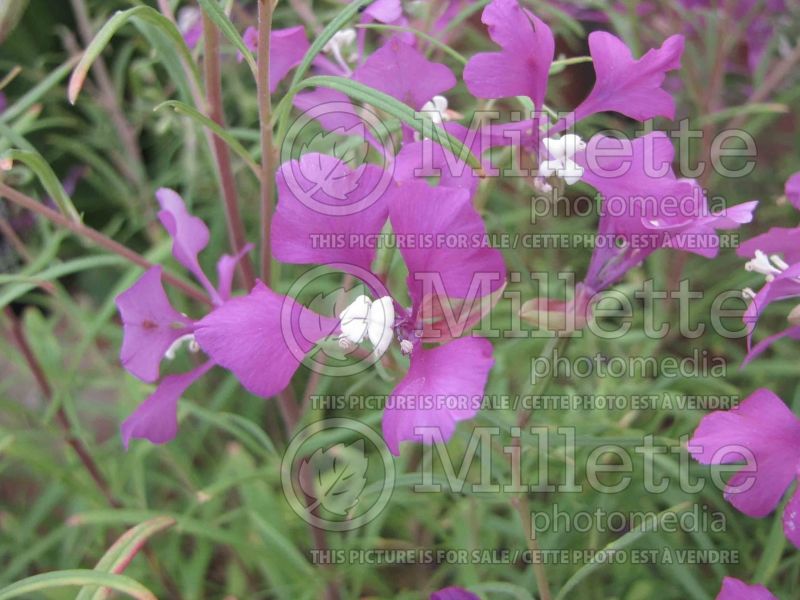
(112, 1, 794, 594)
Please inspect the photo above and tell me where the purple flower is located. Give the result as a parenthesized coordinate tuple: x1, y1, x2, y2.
(716, 577, 777, 600)
(239, 26, 309, 92)
(689, 389, 800, 548)
(463, 0, 555, 112)
(177, 6, 203, 50)
(116, 189, 252, 447)
(522, 133, 756, 330)
(786, 171, 800, 211)
(463, 0, 683, 125)
(737, 174, 800, 363)
(431, 587, 481, 600)
(353, 37, 456, 110)
(195, 154, 506, 454)
(567, 31, 684, 124)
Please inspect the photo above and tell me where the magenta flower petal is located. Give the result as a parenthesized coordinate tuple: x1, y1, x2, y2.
(387, 180, 505, 306)
(216, 243, 254, 302)
(195, 282, 338, 398)
(716, 577, 777, 600)
(292, 87, 384, 151)
(156, 188, 219, 300)
(353, 38, 456, 109)
(393, 140, 479, 194)
(116, 267, 193, 383)
(121, 361, 213, 448)
(737, 226, 800, 264)
(240, 26, 309, 91)
(464, 0, 554, 111)
(786, 171, 800, 210)
(363, 0, 403, 23)
(689, 389, 800, 517)
(431, 587, 481, 600)
(272, 154, 391, 275)
(743, 326, 800, 366)
(783, 484, 800, 548)
(571, 32, 684, 123)
(382, 337, 494, 455)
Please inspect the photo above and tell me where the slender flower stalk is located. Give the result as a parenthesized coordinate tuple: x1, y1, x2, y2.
(257, 0, 275, 284)
(202, 12, 256, 291)
(0, 182, 209, 305)
(4, 307, 118, 507)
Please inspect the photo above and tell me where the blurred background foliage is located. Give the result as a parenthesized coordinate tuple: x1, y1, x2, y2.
(1, 0, 800, 598)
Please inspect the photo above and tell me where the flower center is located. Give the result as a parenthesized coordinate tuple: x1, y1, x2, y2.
(538, 134, 586, 186)
(338, 295, 395, 357)
(420, 95, 449, 126)
(164, 333, 199, 360)
(323, 28, 357, 75)
(745, 250, 788, 282)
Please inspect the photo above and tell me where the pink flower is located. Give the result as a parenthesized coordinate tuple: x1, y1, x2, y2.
(238, 26, 309, 92)
(115, 189, 251, 446)
(522, 133, 756, 330)
(716, 576, 777, 600)
(689, 389, 800, 549)
(737, 173, 800, 364)
(194, 154, 506, 454)
(463, 0, 555, 113)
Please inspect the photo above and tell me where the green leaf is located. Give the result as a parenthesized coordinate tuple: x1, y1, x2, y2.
(0, 0, 28, 43)
(74, 517, 176, 600)
(196, 0, 257, 75)
(1, 149, 80, 220)
(554, 501, 692, 600)
(154, 100, 261, 180)
(288, 0, 374, 89)
(292, 75, 483, 170)
(0, 570, 157, 600)
(68, 6, 198, 105)
(0, 255, 125, 309)
(0, 57, 77, 124)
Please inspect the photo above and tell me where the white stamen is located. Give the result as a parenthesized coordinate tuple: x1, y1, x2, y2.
(338, 294, 395, 357)
(400, 339, 414, 355)
(420, 95, 449, 126)
(323, 28, 357, 74)
(539, 135, 586, 186)
(165, 333, 198, 360)
(745, 249, 783, 281)
(742, 287, 756, 300)
(771, 254, 790, 271)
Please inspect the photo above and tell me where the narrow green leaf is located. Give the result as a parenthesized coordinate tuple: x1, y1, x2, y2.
(554, 501, 692, 600)
(0, 0, 28, 43)
(293, 75, 483, 171)
(154, 100, 261, 180)
(68, 6, 197, 105)
(196, 0, 257, 75)
(274, 0, 374, 134)
(2, 149, 81, 220)
(73, 517, 175, 600)
(0, 57, 78, 124)
(0, 570, 157, 600)
(289, 0, 374, 89)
